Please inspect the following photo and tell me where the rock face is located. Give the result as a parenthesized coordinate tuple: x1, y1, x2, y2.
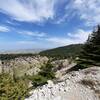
(25, 67, 100, 100)
(0, 56, 49, 77)
(52, 59, 76, 78)
(0, 57, 74, 78)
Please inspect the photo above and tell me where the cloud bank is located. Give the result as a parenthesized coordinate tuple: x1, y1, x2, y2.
(73, 0, 100, 26)
(57, 0, 100, 26)
(0, 0, 100, 26)
(46, 29, 91, 46)
(0, 0, 57, 22)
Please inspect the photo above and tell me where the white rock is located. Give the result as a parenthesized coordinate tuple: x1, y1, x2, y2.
(25, 67, 100, 100)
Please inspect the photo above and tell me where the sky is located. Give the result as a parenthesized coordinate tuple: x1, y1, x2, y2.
(0, 0, 100, 51)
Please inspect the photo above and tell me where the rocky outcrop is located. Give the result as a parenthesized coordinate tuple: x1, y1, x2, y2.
(25, 67, 100, 100)
(0, 56, 49, 77)
(52, 59, 76, 78)
(0, 57, 74, 78)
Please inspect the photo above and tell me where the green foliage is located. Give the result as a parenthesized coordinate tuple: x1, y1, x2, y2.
(39, 44, 83, 60)
(29, 75, 47, 87)
(0, 73, 29, 100)
(39, 61, 55, 79)
(77, 25, 100, 67)
(28, 61, 55, 87)
(0, 53, 37, 60)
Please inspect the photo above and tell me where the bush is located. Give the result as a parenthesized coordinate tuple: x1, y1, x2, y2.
(29, 61, 55, 87)
(39, 61, 55, 79)
(0, 73, 29, 100)
(31, 75, 47, 87)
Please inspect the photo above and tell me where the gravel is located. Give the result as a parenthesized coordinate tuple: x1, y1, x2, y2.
(25, 67, 100, 100)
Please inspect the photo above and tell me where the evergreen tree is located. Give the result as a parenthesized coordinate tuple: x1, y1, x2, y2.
(78, 25, 100, 67)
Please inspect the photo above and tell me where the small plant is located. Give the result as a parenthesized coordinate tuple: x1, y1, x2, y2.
(31, 75, 47, 87)
(39, 61, 55, 79)
(29, 61, 55, 87)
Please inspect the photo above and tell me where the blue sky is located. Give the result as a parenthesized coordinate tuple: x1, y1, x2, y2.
(0, 0, 100, 51)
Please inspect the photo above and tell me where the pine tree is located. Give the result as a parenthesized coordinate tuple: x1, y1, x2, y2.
(78, 25, 100, 67)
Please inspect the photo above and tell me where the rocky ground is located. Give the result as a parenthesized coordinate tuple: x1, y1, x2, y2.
(0, 57, 73, 78)
(0, 56, 100, 100)
(25, 67, 100, 100)
(0, 56, 49, 77)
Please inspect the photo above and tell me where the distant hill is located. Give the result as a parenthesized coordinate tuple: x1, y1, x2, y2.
(39, 44, 83, 59)
(0, 49, 44, 54)
(0, 49, 44, 60)
(0, 44, 83, 60)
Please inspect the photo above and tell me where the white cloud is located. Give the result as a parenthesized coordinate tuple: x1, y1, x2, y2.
(0, 0, 57, 22)
(29, 29, 90, 47)
(19, 31, 46, 37)
(17, 41, 36, 45)
(73, 0, 100, 26)
(56, 0, 100, 25)
(0, 0, 99, 25)
(46, 37, 73, 46)
(56, 14, 69, 24)
(67, 29, 91, 42)
(46, 29, 91, 46)
(6, 20, 19, 25)
(56, 0, 76, 24)
(0, 25, 10, 32)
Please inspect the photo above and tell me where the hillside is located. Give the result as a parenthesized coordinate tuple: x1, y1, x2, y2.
(39, 44, 83, 59)
(0, 44, 83, 60)
(26, 67, 100, 100)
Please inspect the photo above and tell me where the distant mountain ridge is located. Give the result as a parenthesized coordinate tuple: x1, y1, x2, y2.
(0, 44, 83, 60)
(0, 49, 44, 54)
(39, 44, 83, 59)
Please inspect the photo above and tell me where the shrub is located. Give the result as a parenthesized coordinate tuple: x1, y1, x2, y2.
(29, 61, 55, 87)
(31, 75, 47, 87)
(0, 73, 29, 100)
(39, 61, 55, 79)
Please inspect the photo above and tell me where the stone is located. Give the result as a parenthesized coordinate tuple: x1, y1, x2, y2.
(25, 67, 100, 100)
